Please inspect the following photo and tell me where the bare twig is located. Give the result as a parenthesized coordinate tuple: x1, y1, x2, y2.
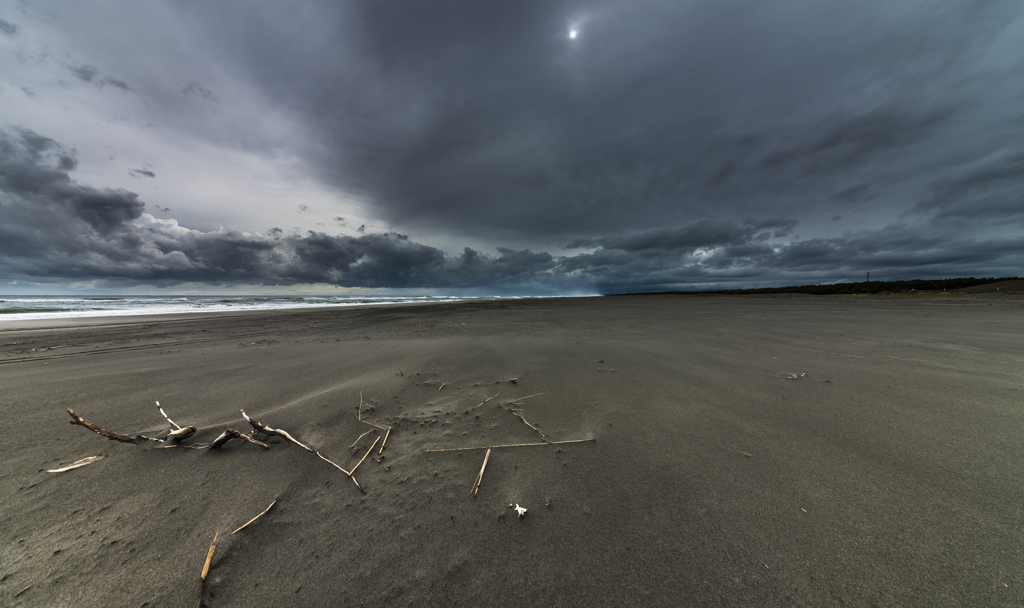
(349, 436, 380, 477)
(470, 448, 491, 496)
(378, 427, 391, 453)
(438, 383, 446, 392)
(466, 391, 500, 413)
(47, 455, 105, 473)
(15, 586, 30, 598)
(67, 409, 159, 443)
(358, 391, 364, 420)
(196, 532, 218, 608)
(350, 428, 375, 448)
(232, 500, 277, 534)
(424, 438, 596, 453)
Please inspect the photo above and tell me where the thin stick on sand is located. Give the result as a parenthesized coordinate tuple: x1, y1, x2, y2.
(349, 436, 380, 477)
(378, 427, 391, 453)
(358, 391, 364, 420)
(510, 392, 545, 404)
(438, 383, 446, 392)
(470, 448, 491, 496)
(512, 411, 548, 439)
(67, 409, 160, 443)
(196, 532, 218, 608)
(466, 391, 500, 413)
(424, 438, 596, 453)
(350, 428, 375, 448)
(232, 499, 277, 534)
(359, 419, 389, 431)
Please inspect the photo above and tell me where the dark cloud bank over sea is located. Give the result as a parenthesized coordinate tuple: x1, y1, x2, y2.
(1, 128, 1021, 294)
(2, 0, 1024, 293)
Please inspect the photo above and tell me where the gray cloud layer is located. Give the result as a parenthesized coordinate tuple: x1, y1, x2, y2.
(2, 1, 1022, 292)
(1, 128, 1020, 292)
(167, 0, 1022, 241)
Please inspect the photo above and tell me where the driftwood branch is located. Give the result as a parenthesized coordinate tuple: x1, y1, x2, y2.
(424, 438, 596, 453)
(210, 428, 269, 449)
(240, 410, 313, 451)
(232, 500, 277, 534)
(155, 401, 197, 441)
(240, 409, 365, 493)
(67, 409, 159, 443)
(470, 448, 491, 496)
(379, 427, 391, 453)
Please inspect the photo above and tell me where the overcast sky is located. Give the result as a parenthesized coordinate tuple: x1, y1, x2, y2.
(1, 0, 1022, 295)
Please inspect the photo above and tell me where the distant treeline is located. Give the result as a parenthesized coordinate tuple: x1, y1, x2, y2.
(645, 276, 1020, 296)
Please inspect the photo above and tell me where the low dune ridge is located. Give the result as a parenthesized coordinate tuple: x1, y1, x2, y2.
(2, 295, 1023, 607)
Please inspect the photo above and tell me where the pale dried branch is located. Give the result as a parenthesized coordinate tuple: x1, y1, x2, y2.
(47, 455, 105, 473)
(155, 401, 181, 430)
(240, 410, 312, 451)
(67, 409, 159, 443)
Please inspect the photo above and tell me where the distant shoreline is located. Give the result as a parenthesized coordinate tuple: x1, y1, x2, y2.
(613, 276, 1023, 297)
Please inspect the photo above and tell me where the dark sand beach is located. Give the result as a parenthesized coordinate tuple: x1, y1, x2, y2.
(2, 294, 1022, 607)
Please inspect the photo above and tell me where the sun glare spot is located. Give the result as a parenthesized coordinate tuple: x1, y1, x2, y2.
(569, 29, 578, 39)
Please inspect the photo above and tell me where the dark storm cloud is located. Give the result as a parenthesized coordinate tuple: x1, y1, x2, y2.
(68, 64, 98, 82)
(758, 103, 959, 174)
(830, 182, 873, 203)
(908, 148, 1024, 226)
(182, 0, 1022, 241)
(566, 219, 798, 254)
(96, 77, 130, 91)
(2, 128, 1020, 291)
(0, 18, 19, 36)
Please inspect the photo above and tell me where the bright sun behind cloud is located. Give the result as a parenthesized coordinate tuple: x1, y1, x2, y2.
(569, 29, 578, 39)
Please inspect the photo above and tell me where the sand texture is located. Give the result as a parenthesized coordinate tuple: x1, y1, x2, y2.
(1, 295, 1023, 607)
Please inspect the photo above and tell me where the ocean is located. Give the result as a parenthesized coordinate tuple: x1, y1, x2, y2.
(0, 294, 510, 321)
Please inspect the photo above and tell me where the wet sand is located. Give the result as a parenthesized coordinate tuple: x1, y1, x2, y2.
(2, 294, 1022, 607)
